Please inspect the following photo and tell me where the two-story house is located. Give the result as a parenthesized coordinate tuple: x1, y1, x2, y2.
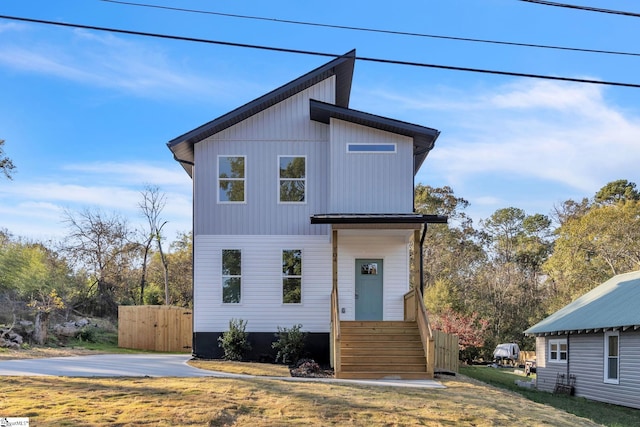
(168, 50, 446, 379)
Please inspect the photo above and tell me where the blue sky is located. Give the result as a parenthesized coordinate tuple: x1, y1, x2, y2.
(1, 0, 640, 241)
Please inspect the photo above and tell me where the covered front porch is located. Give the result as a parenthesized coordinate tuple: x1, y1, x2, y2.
(311, 213, 448, 379)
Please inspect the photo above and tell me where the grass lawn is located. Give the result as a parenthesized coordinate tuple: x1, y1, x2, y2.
(1, 373, 607, 426)
(0, 346, 619, 425)
(461, 366, 640, 427)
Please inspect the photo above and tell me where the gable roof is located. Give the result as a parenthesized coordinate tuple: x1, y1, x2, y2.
(167, 50, 356, 175)
(525, 270, 640, 336)
(309, 99, 440, 175)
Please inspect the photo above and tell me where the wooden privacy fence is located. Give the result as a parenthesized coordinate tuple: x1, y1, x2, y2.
(118, 305, 192, 353)
(433, 329, 459, 373)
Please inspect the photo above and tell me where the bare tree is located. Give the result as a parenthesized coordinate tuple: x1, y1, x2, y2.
(139, 185, 170, 305)
(0, 139, 16, 180)
(62, 208, 134, 317)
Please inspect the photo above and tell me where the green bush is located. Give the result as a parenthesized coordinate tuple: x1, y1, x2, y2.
(272, 324, 307, 365)
(218, 318, 251, 361)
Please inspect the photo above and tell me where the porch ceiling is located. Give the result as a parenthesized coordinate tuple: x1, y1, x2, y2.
(310, 213, 448, 229)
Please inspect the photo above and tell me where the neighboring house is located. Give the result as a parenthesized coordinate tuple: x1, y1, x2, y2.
(525, 270, 640, 409)
(167, 50, 446, 377)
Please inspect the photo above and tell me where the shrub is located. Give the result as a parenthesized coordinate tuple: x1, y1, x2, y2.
(76, 326, 98, 343)
(218, 318, 251, 361)
(272, 323, 307, 365)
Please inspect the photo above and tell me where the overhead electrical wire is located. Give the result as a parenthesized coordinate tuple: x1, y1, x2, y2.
(1, 14, 640, 89)
(99, 0, 640, 58)
(519, 0, 640, 18)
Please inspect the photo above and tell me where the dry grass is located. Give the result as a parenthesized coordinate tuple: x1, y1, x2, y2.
(0, 373, 604, 426)
(0, 346, 101, 360)
(0, 348, 605, 426)
(188, 359, 291, 377)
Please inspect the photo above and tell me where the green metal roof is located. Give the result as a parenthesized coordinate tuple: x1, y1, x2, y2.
(525, 270, 640, 336)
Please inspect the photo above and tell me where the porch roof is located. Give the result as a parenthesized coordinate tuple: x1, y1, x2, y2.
(310, 213, 448, 228)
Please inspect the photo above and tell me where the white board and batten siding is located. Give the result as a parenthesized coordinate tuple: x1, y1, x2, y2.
(537, 332, 640, 409)
(336, 231, 412, 321)
(329, 119, 415, 214)
(194, 234, 332, 334)
(193, 79, 335, 236)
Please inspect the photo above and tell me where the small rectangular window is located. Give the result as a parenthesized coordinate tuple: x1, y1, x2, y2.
(222, 249, 241, 303)
(347, 143, 396, 153)
(604, 332, 619, 384)
(279, 156, 305, 203)
(218, 156, 245, 203)
(282, 249, 302, 304)
(548, 338, 567, 363)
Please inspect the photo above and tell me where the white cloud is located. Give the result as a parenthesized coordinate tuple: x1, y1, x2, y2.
(369, 80, 640, 192)
(0, 161, 192, 241)
(0, 28, 242, 101)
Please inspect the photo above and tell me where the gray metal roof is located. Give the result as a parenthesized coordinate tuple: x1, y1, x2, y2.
(167, 50, 356, 176)
(525, 270, 640, 336)
(309, 100, 440, 175)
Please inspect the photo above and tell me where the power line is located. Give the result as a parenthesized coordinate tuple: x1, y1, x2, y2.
(1, 13, 640, 89)
(99, 0, 640, 58)
(519, 0, 640, 18)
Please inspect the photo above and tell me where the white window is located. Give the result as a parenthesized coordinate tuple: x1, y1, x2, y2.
(218, 156, 245, 203)
(222, 249, 241, 303)
(347, 143, 396, 153)
(604, 331, 619, 384)
(279, 156, 305, 203)
(282, 249, 302, 304)
(548, 338, 567, 363)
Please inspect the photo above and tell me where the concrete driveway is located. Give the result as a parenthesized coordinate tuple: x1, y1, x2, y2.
(0, 353, 445, 388)
(0, 354, 233, 378)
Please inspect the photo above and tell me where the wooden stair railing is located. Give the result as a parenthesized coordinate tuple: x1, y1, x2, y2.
(404, 287, 435, 378)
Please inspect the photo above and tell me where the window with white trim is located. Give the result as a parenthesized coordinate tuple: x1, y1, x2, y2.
(222, 249, 241, 303)
(549, 338, 567, 363)
(347, 143, 396, 153)
(604, 331, 619, 384)
(218, 156, 245, 202)
(282, 249, 302, 304)
(279, 156, 305, 203)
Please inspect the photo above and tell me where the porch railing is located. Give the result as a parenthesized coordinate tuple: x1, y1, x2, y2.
(330, 285, 341, 376)
(404, 287, 435, 377)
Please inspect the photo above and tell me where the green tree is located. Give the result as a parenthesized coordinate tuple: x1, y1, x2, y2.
(594, 179, 640, 205)
(544, 200, 640, 310)
(477, 208, 552, 349)
(415, 185, 485, 313)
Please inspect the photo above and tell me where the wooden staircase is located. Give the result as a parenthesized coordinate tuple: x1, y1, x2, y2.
(338, 320, 431, 380)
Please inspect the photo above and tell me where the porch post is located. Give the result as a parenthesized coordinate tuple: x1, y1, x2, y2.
(412, 229, 421, 290)
(332, 228, 338, 293)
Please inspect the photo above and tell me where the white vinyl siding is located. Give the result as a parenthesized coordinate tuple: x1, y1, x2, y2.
(194, 235, 331, 333)
(329, 119, 414, 214)
(335, 230, 411, 321)
(193, 80, 334, 236)
(536, 332, 640, 409)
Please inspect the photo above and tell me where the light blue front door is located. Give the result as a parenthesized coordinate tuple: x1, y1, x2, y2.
(355, 259, 383, 321)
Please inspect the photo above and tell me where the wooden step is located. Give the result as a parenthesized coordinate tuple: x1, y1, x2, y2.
(336, 320, 430, 380)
